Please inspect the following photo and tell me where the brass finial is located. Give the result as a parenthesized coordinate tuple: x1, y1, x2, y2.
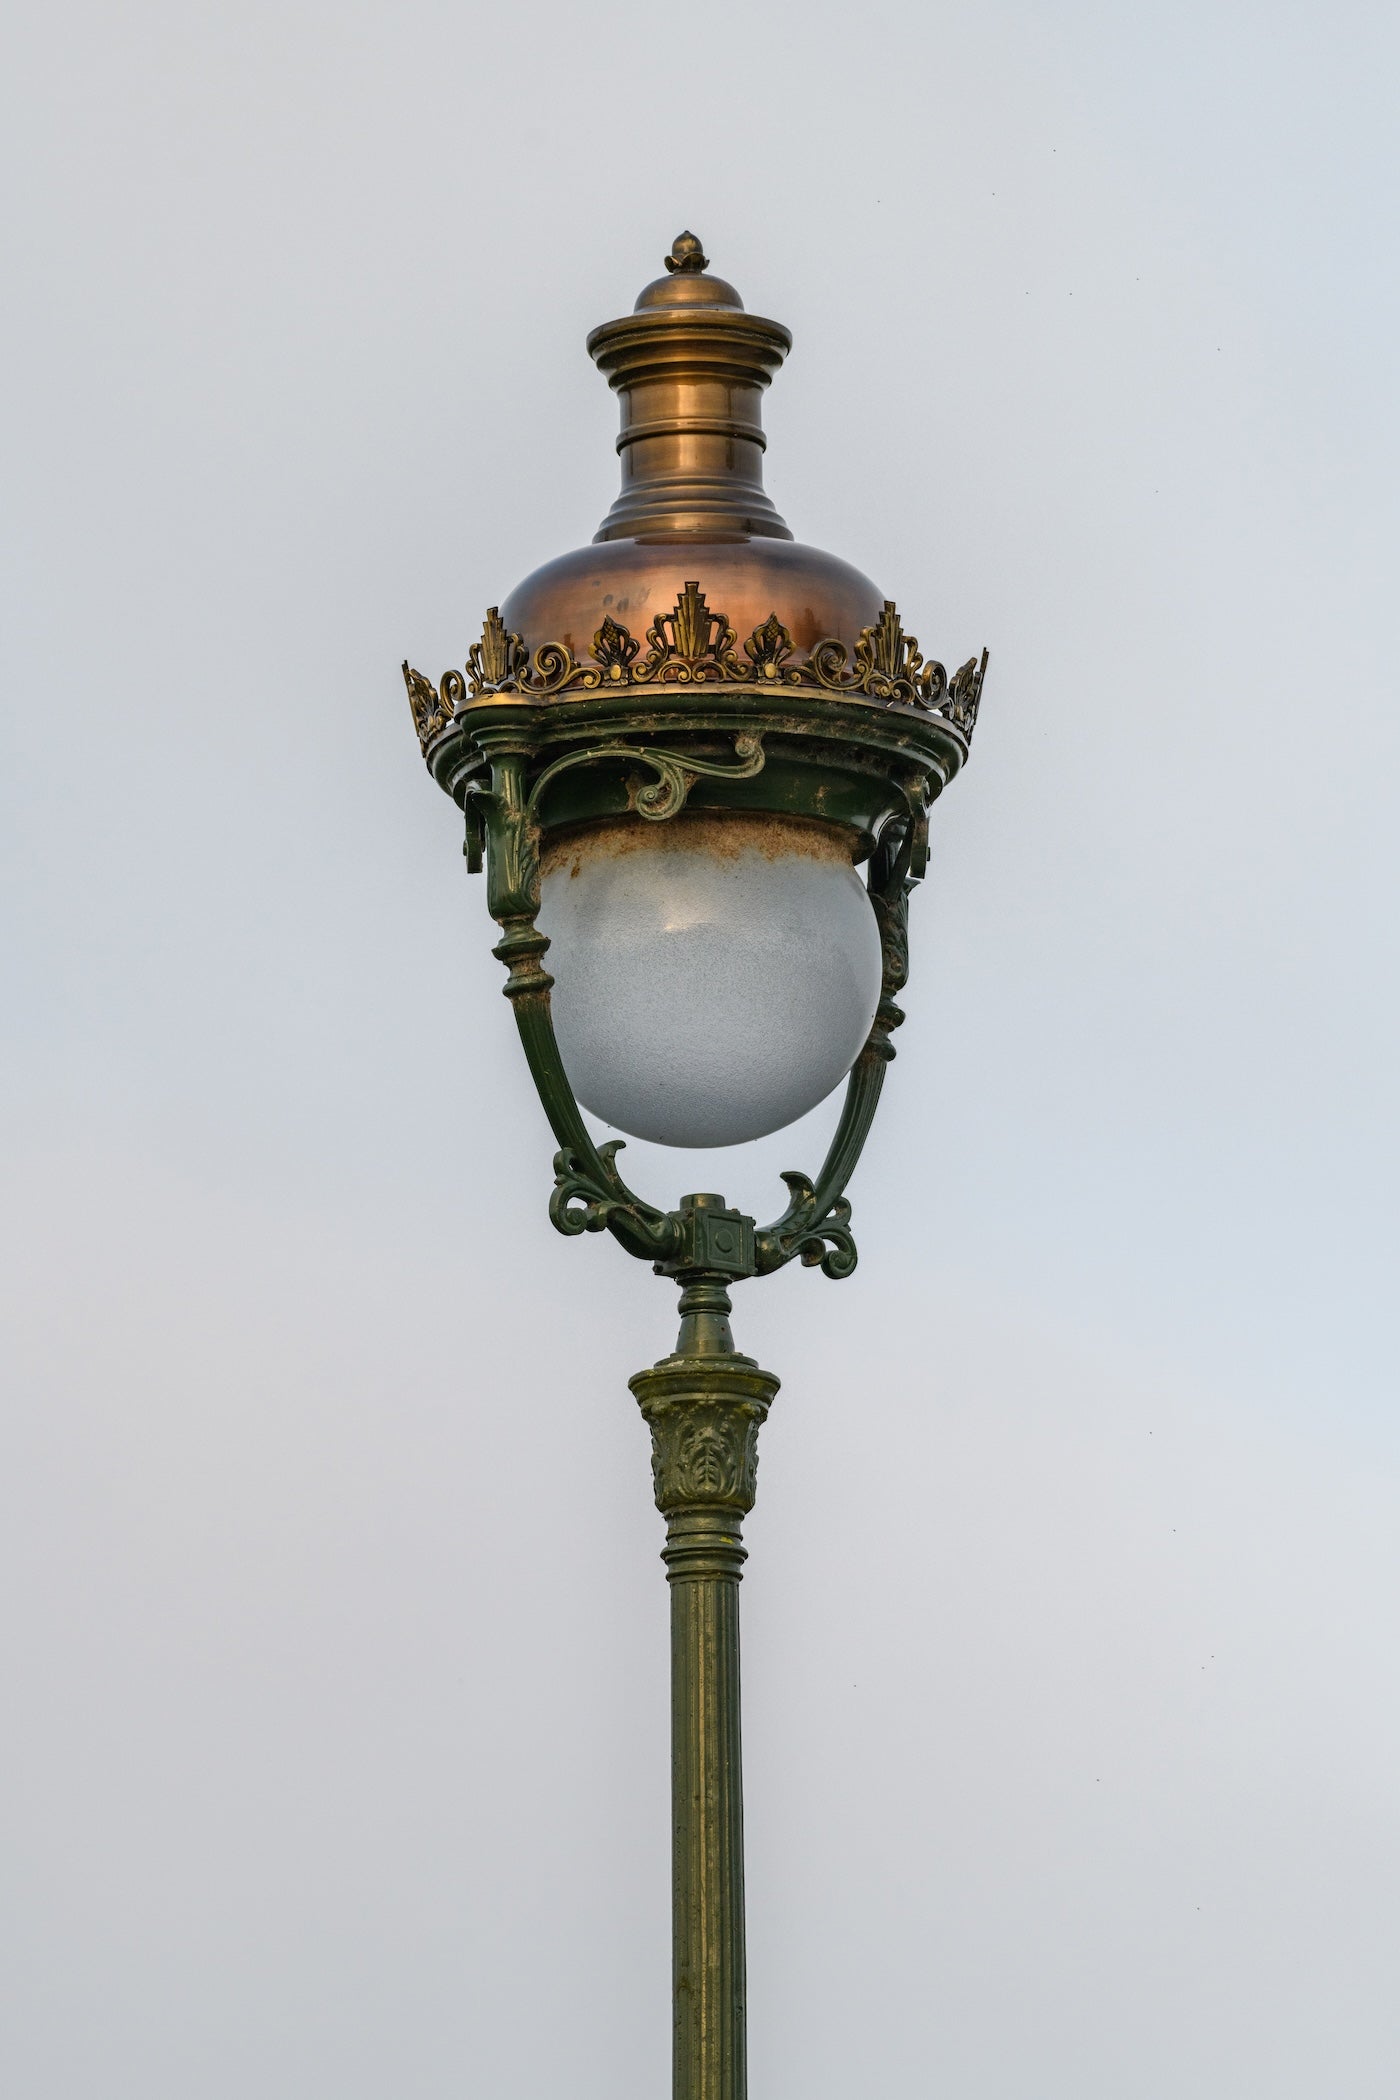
(665, 230, 709, 274)
(589, 236, 791, 539)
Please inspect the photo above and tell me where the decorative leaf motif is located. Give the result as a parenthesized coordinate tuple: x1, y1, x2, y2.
(467, 607, 527, 692)
(795, 1198, 857, 1279)
(744, 612, 795, 680)
(943, 649, 989, 738)
(549, 1140, 625, 1236)
(671, 580, 712, 660)
(865, 603, 908, 679)
(921, 658, 949, 709)
(548, 1141, 676, 1258)
(403, 661, 455, 752)
(635, 582, 746, 684)
(852, 602, 929, 707)
(760, 1171, 860, 1281)
(643, 1401, 765, 1513)
(423, 593, 985, 733)
(592, 615, 639, 678)
(679, 1423, 734, 1497)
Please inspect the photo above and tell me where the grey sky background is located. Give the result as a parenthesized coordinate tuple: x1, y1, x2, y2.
(2, 1, 1398, 2093)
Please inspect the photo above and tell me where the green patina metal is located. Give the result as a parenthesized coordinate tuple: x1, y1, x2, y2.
(403, 649, 979, 2100)
(631, 1262, 779, 2100)
(415, 674, 966, 1282)
(399, 234, 987, 2100)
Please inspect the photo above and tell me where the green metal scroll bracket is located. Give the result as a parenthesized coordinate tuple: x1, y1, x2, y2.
(463, 726, 921, 1287)
(529, 735, 765, 826)
(468, 733, 767, 1268)
(752, 797, 921, 1280)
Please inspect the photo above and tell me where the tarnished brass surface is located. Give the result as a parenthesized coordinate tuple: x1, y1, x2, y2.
(434, 584, 985, 725)
(500, 538, 886, 671)
(498, 231, 886, 656)
(588, 229, 792, 543)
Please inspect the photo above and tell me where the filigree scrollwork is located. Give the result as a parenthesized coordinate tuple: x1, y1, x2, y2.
(811, 601, 948, 711)
(526, 733, 764, 831)
(548, 1145, 613, 1235)
(549, 1142, 679, 1261)
(429, 589, 987, 737)
(466, 608, 602, 701)
(635, 581, 746, 684)
(758, 1174, 858, 1279)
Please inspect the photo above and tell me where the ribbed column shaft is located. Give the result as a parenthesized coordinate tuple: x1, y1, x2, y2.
(665, 1510, 749, 2100)
(631, 1290, 779, 2100)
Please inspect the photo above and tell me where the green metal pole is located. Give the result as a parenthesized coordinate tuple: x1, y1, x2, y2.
(631, 1271, 779, 2100)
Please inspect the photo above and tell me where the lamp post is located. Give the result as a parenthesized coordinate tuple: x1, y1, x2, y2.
(402, 231, 987, 2100)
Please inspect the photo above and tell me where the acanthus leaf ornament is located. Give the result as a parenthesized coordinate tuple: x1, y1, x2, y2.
(641, 1395, 767, 1515)
(403, 661, 461, 753)
(549, 1140, 679, 1260)
(439, 584, 987, 732)
(758, 1173, 860, 1280)
(440, 587, 988, 734)
(945, 648, 989, 739)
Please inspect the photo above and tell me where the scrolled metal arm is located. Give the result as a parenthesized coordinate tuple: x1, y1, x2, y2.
(526, 734, 764, 826)
(752, 795, 922, 1280)
(465, 726, 920, 1284)
(471, 732, 772, 1268)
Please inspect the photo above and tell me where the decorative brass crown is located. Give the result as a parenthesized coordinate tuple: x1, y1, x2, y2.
(404, 584, 987, 755)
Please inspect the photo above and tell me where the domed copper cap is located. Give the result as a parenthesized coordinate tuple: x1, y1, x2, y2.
(500, 235, 886, 661)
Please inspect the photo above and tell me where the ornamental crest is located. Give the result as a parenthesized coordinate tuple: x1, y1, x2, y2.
(634, 581, 744, 683)
(467, 606, 527, 691)
(404, 586, 988, 751)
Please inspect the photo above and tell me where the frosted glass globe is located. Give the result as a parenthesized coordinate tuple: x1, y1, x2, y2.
(536, 812, 883, 1148)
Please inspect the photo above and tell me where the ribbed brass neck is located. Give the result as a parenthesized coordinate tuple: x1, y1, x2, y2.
(586, 233, 793, 543)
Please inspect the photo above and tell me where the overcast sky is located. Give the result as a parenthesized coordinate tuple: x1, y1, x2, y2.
(2, 2, 1398, 2094)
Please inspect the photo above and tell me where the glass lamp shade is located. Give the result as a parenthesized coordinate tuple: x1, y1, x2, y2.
(535, 811, 883, 1148)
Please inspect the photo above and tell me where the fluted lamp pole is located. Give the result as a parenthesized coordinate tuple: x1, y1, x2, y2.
(401, 231, 988, 2100)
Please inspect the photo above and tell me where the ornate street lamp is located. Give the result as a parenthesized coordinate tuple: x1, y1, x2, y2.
(402, 231, 987, 2100)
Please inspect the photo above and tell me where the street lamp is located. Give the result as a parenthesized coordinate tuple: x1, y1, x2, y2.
(402, 230, 986, 2100)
